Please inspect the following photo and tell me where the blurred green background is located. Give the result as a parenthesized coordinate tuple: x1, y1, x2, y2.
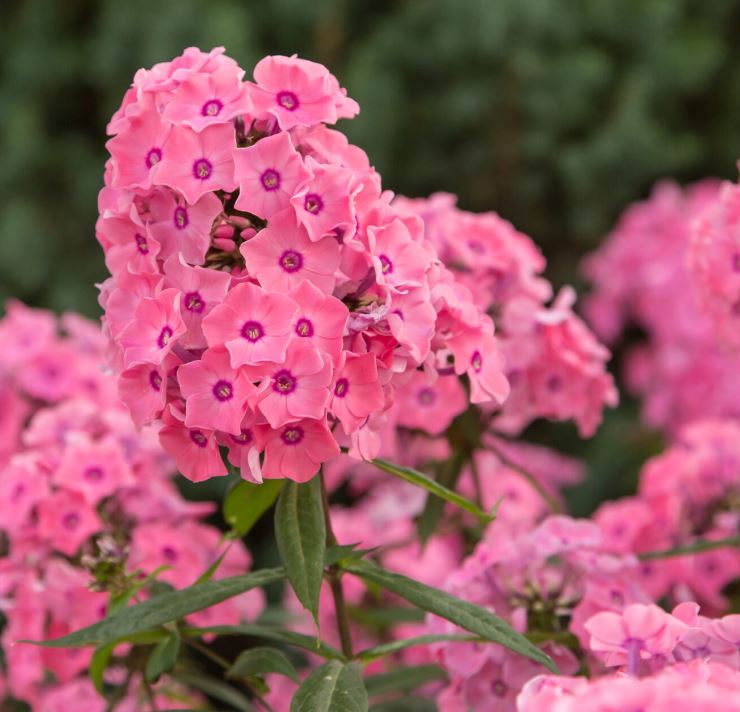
(2, 0, 740, 510)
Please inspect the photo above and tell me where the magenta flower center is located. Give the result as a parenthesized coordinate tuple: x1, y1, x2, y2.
(184, 291, 205, 313)
(304, 193, 324, 215)
(260, 169, 281, 191)
(280, 249, 303, 273)
(193, 158, 213, 180)
(281, 425, 304, 445)
(546, 374, 562, 392)
(190, 430, 208, 448)
(295, 318, 314, 338)
(201, 99, 223, 117)
(134, 233, 149, 255)
(334, 378, 349, 398)
(213, 379, 234, 402)
(470, 350, 483, 373)
(378, 254, 394, 274)
(467, 239, 485, 254)
(145, 147, 162, 168)
(417, 387, 436, 406)
(276, 91, 299, 111)
(62, 512, 80, 531)
(84, 466, 105, 481)
(161, 545, 179, 562)
(157, 325, 174, 349)
(174, 206, 189, 229)
(149, 369, 163, 392)
(273, 369, 297, 395)
(241, 320, 265, 342)
(231, 428, 253, 445)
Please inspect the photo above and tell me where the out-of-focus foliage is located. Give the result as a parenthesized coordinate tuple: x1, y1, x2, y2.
(2, 0, 740, 313)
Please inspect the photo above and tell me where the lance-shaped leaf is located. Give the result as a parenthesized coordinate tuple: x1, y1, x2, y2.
(227, 646, 299, 683)
(345, 560, 557, 672)
(224, 479, 284, 537)
(24, 569, 284, 648)
(291, 660, 368, 712)
(364, 665, 446, 697)
(275, 479, 326, 624)
(358, 634, 480, 662)
(145, 633, 181, 683)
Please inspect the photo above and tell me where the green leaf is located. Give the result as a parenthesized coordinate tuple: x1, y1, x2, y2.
(275, 479, 326, 624)
(227, 646, 300, 683)
(369, 697, 436, 712)
(345, 561, 557, 673)
(370, 457, 489, 525)
(24, 569, 284, 648)
(224, 479, 284, 537)
(325, 544, 379, 568)
(637, 535, 740, 561)
(416, 451, 467, 544)
(196, 544, 234, 585)
(348, 606, 425, 629)
(181, 624, 344, 660)
(291, 660, 368, 712)
(358, 634, 479, 662)
(90, 640, 116, 693)
(145, 633, 181, 683)
(364, 665, 446, 697)
(175, 672, 252, 711)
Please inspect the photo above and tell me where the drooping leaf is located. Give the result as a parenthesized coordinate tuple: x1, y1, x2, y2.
(227, 646, 300, 683)
(24, 569, 284, 648)
(196, 543, 234, 585)
(291, 660, 368, 712)
(224, 479, 284, 537)
(145, 633, 181, 683)
(275, 479, 326, 624)
(345, 561, 557, 672)
(89, 640, 116, 693)
(175, 672, 252, 711)
(181, 624, 344, 660)
(416, 451, 467, 544)
(364, 665, 446, 697)
(358, 634, 479, 662)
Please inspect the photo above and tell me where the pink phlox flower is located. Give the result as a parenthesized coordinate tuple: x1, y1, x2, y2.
(218, 412, 264, 484)
(366, 218, 431, 293)
(36, 488, 101, 557)
(329, 352, 385, 434)
(97, 206, 160, 277)
(394, 370, 467, 436)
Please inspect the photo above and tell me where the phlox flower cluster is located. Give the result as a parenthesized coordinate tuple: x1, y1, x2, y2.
(394, 193, 618, 437)
(583, 179, 740, 433)
(97, 47, 510, 485)
(0, 302, 263, 710)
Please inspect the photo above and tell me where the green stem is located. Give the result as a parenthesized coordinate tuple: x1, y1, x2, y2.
(319, 472, 354, 659)
(638, 536, 740, 561)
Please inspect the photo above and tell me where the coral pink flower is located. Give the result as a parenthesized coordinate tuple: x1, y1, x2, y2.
(158, 415, 227, 482)
(177, 347, 256, 435)
(249, 55, 338, 129)
(219, 413, 263, 483)
(233, 131, 312, 219)
(155, 123, 237, 204)
(147, 189, 222, 265)
(96, 208, 159, 277)
(118, 362, 168, 427)
(585, 603, 680, 672)
(367, 219, 431, 293)
(53, 435, 134, 504)
(287, 281, 348, 364)
(290, 159, 356, 242)
(248, 339, 332, 428)
(241, 208, 340, 293)
(163, 65, 250, 132)
(395, 371, 468, 435)
(119, 288, 186, 368)
(386, 286, 437, 365)
(450, 327, 510, 405)
(257, 418, 340, 482)
(329, 352, 385, 433)
(106, 94, 171, 190)
(202, 282, 298, 367)
(36, 489, 101, 556)
(163, 254, 231, 348)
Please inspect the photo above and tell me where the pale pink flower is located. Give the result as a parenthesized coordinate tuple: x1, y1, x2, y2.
(119, 288, 186, 368)
(290, 158, 356, 242)
(249, 55, 339, 129)
(163, 65, 250, 132)
(241, 208, 340, 293)
(257, 418, 340, 482)
(177, 346, 256, 435)
(158, 415, 227, 482)
(248, 339, 332, 428)
(329, 352, 385, 433)
(36, 489, 101, 556)
(155, 123, 237, 204)
(202, 282, 298, 366)
(97, 208, 160, 277)
(450, 327, 510, 405)
(233, 131, 312, 219)
(394, 371, 468, 435)
(367, 218, 431, 292)
(118, 362, 168, 427)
